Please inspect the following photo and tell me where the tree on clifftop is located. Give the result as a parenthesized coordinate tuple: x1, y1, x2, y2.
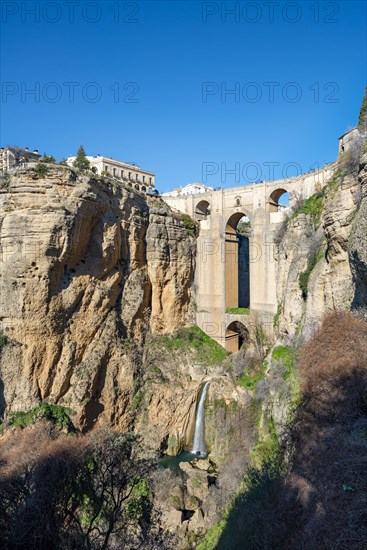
(73, 145, 90, 172)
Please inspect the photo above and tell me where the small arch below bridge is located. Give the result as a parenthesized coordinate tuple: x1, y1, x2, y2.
(225, 213, 250, 310)
(195, 199, 210, 220)
(225, 321, 249, 353)
(269, 188, 290, 213)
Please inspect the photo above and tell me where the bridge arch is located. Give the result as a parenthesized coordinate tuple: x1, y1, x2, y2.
(226, 211, 251, 233)
(195, 199, 210, 220)
(225, 212, 250, 310)
(225, 321, 249, 353)
(269, 188, 290, 212)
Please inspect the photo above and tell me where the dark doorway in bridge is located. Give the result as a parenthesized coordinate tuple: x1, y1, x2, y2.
(225, 321, 248, 353)
(195, 200, 210, 220)
(225, 213, 250, 310)
(269, 189, 290, 213)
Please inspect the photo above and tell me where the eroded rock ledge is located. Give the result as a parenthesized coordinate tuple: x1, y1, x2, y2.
(0, 166, 196, 430)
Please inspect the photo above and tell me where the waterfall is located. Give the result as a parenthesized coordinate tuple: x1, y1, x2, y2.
(191, 382, 210, 457)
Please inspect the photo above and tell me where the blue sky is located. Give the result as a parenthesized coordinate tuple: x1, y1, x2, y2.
(1, 0, 366, 192)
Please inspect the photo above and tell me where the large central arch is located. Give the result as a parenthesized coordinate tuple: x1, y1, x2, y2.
(225, 212, 250, 310)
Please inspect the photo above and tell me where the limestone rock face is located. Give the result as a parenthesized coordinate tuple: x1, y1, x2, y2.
(349, 161, 367, 307)
(275, 149, 367, 340)
(0, 167, 195, 429)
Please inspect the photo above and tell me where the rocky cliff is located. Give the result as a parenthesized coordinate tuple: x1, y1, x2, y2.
(0, 131, 366, 548)
(0, 166, 195, 431)
(274, 134, 367, 341)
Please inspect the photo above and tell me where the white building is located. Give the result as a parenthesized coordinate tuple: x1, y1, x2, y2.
(66, 154, 155, 191)
(338, 127, 359, 155)
(0, 147, 40, 174)
(162, 182, 213, 197)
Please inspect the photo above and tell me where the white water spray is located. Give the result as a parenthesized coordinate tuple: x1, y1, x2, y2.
(191, 382, 210, 457)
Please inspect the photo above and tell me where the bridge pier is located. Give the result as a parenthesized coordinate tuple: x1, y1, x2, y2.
(163, 164, 335, 350)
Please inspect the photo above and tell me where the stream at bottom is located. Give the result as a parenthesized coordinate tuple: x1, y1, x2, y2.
(159, 450, 208, 472)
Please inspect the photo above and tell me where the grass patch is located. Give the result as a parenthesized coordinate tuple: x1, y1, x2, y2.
(130, 390, 145, 412)
(225, 307, 250, 315)
(327, 168, 346, 194)
(272, 346, 295, 380)
(299, 249, 324, 300)
(160, 325, 228, 365)
(7, 403, 75, 433)
(197, 517, 228, 550)
(180, 213, 197, 236)
(291, 192, 324, 229)
(33, 163, 48, 179)
(238, 361, 268, 391)
(273, 304, 282, 330)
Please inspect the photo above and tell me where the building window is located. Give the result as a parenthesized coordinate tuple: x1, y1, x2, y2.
(136, 174, 139, 181)
(149, 177, 152, 185)
(128, 172, 132, 179)
(143, 175, 145, 183)
(104, 165, 108, 172)
(121, 170, 124, 178)
(113, 168, 116, 176)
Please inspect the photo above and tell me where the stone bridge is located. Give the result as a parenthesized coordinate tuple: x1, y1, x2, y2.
(163, 163, 335, 351)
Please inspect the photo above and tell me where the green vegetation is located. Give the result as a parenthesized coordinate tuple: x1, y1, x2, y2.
(250, 417, 282, 470)
(358, 85, 367, 131)
(197, 416, 283, 550)
(200, 313, 367, 549)
(0, 430, 160, 549)
(273, 303, 282, 329)
(41, 152, 56, 163)
(272, 345, 295, 380)
(147, 364, 166, 381)
(291, 191, 324, 229)
(238, 361, 268, 391)
(299, 249, 324, 300)
(34, 162, 48, 179)
(225, 307, 250, 315)
(213, 398, 240, 413)
(237, 219, 251, 236)
(327, 168, 346, 194)
(126, 477, 151, 520)
(73, 145, 90, 172)
(167, 434, 178, 455)
(159, 325, 228, 365)
(0, 174, 11, 188)
(130, 390, 145, 412)
(180, 213, 197, 236)
(0, 333, 8, 348)
(7, 403, 75, 433)
(197, 517, 228, 550)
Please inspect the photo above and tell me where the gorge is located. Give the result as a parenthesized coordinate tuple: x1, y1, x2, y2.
(0, 98, 367, 549)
